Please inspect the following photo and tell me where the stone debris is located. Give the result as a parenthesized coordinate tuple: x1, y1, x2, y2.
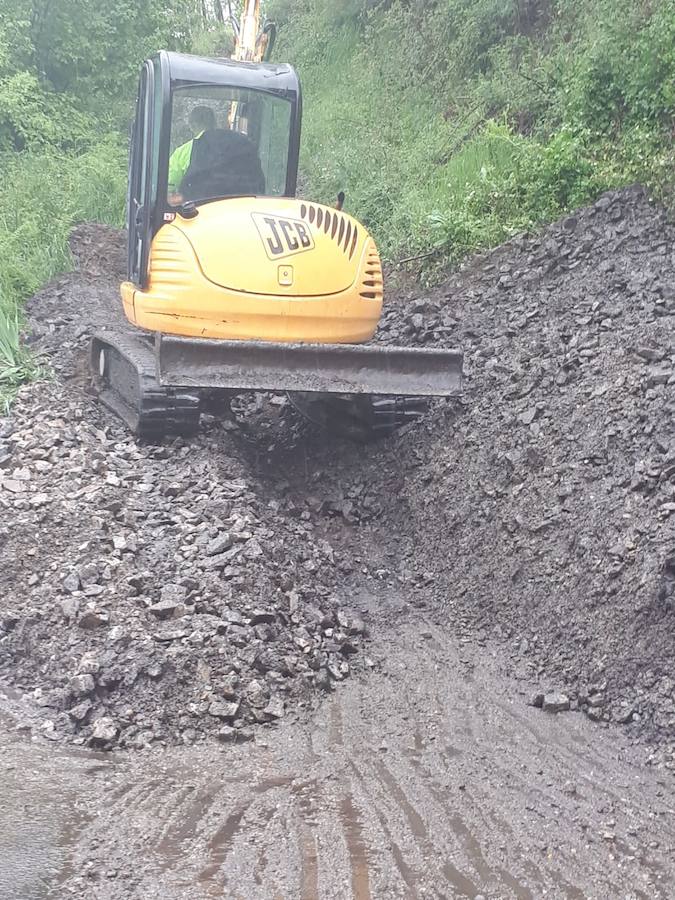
(543, 692, 571, 714)
(0, 228, 369, 749)
(89, 716, 119, 746)
(368, 185, 674, 768)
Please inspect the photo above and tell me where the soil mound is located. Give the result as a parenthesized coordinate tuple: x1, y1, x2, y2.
(330, 185, 675, 762)
(1, 187, 673, 766)
(1, 226, 367, 749)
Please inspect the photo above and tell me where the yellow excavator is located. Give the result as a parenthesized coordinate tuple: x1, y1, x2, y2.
(90, 0, 462, 440)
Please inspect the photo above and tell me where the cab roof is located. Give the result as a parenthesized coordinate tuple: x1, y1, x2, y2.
(159, 51, 301, 98)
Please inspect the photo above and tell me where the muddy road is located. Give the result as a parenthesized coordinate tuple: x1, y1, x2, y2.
(3, 613, 674, 900)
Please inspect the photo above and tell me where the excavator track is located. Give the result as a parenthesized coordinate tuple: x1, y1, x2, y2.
(90, 331, 201, 441)
(288, 392, 428, 442)
(90, 329, 460, 442)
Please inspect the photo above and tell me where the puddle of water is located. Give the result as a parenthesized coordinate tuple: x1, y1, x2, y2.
(390, 839, 418, 894)
(329, 700, 343, 748)
(156, 784, 223, 871)
(299, 826, 319, 900)
(373, 758, 480, 898)
(253, 775, 294, 794)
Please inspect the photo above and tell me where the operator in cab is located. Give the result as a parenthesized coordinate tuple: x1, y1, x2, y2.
(168, 103, 266, 206)
(168, 106, 217, 204)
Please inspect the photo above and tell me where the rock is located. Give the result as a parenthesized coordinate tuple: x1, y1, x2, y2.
(634, 346, 663, 362)
(337, 610, 367, 635)
(614, 704, 635, 724)
(62, 572, 81, 594)
(519, 407, 539, 426)
(250, 609, 276, 625)
(254, 650, 288, 674)
(60, 598, 80, 620)
(1, 479, 27, 493)
(315, 668, 332, 692)
(254, 624, 277, 643)
(89, 717, 119, 746)
(206, 533, 233, 556)
(244, 680, 269, 708)
(149, 599, 187, 620)
(146, 662, 163, 679)
(78, 652, 101, 674)
(208, 701, 240, 720)
(647, 366, 672, 386)
(68, 700, 93, 723)
(78, 611, 109, 630)
(154, 627, 189, 642)
(216, 725, 238, 743)
(69, 674, 95, 697)
(220, 675, 240, 700)
(160, 583, 188, 605)
(264, 698, 285, 720)
(542, 692, 570, 713)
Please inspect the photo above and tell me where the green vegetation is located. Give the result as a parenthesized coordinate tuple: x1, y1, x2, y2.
(0, 0, 673, 401)
(271, 0, 674, 264)
(0, 0, 212, 404)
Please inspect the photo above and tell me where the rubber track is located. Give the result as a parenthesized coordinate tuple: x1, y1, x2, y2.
(91, 330, 201, 440)
(288, 393, 428, 442)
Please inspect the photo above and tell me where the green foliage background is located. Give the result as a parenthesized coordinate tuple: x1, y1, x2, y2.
(0, 0, 673, 401)
(270, 0, 674, 263)
(0, 0, 206, 404)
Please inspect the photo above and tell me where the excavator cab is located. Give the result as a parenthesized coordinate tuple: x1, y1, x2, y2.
(127, 51, 301, 289)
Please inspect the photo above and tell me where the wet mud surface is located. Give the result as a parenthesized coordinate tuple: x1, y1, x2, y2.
(3, 614, 675, 899)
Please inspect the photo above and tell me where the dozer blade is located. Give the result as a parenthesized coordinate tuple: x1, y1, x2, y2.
(155, 335, 463, 397)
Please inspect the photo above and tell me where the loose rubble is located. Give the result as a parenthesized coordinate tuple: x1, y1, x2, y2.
(0, 232, 367, 747)
(0, 186, 673, 767)
(340, 185, 675, 765)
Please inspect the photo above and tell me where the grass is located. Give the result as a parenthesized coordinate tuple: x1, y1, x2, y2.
(2, 0, 673, 402)
(275, 0, 675, 265)
(0, 139, 126, 408)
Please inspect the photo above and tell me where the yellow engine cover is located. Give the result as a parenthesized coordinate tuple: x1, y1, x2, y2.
(121, 197, 384, 344)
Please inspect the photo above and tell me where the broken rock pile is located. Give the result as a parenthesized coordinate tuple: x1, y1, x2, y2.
(0, 229, 368, 748)
(363, 185, 674, 759)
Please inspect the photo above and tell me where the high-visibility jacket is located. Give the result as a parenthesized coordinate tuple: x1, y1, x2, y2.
(168, 131, 205, 193)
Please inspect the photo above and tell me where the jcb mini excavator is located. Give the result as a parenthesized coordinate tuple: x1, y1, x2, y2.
(90, 1, 462, 440)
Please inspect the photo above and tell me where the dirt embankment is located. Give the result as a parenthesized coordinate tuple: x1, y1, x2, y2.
(0, 185, 673, 769)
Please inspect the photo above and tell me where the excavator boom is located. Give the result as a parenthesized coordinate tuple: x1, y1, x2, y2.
(231, 0, 268, 62)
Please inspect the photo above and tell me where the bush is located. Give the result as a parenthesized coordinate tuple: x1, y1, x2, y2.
(273, 0, 674, 267)
(0, 139, 126, 404)
(0, 71, 95, 152)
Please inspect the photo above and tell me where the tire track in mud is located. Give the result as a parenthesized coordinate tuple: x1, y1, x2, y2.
(3, 616, 675, 899)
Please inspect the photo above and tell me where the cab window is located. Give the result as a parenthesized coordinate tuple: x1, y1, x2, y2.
(167, 84, 293, 206)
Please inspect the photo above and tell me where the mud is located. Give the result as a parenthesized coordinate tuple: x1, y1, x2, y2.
(2, 612, 674, 899)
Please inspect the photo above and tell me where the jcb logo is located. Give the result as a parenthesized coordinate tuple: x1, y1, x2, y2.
(252, 213, 314, 260)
